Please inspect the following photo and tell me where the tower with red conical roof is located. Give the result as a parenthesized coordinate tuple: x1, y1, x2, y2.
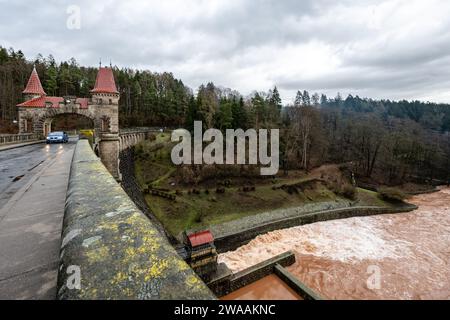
(91, 67, 119, 95)
(23, 66, 46, 101)
(17, 65, 122, 179)
(90, 67, 120, 110)
(91, 66, 121, 179)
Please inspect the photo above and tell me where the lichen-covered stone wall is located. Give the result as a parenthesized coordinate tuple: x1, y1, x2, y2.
(57, 140, 215, 300)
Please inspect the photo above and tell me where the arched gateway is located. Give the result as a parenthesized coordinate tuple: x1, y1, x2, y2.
(17, 66, 121, 179)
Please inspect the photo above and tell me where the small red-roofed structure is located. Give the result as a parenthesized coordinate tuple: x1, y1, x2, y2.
(184, 230, 218, 280)
(188, 230, 215, 248)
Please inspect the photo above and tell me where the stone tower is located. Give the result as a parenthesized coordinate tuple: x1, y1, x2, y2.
(90, 67, 121, 180)
(19, 67, 48, 133)
(17, 66, 122, 180)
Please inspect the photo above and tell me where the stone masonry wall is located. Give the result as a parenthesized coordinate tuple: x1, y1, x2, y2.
(57, 140, 215, 300)
(208, 251, 296, 297)
(119, 147, 174, 243)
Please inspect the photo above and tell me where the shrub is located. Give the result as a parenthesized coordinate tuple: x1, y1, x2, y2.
(216, 187, 225, 194)
(340, 184, 356, 200)
(198, 165, 217, 181)
(324, 177, 356, 200)
(378, 187, 406, 202)
(134, 143, 143, 155)
(194, 211, 204, 223)
(286, 185, 298, 194)
(0, 119, 18, 134)
(177, 166, 196, 185)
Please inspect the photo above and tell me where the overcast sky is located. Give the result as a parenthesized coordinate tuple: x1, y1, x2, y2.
(1, 0, 450, 103)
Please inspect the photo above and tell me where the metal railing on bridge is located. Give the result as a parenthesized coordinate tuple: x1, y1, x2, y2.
(0, 133, 41, 145)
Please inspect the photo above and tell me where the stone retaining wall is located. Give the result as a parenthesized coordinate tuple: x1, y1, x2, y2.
(274, 265, 322, 300)
(229, 251, 295, 293)
(119, 147, 172, 242)
(209, 251, 295, 297)
(57, 140, 215, 300)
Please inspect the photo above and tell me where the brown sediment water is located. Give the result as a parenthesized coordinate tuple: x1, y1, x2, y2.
(221, 274, 302, 300)
(218, 187, 450, 300)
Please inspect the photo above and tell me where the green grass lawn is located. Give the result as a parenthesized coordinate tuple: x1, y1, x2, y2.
(144, 182, 344, 236)
(134, 134, 393, 237)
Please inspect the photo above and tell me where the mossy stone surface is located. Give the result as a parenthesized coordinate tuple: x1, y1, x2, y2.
(57, 140, 215, 300)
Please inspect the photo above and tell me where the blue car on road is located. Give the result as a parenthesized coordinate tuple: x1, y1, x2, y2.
(46, 131, 69, 144)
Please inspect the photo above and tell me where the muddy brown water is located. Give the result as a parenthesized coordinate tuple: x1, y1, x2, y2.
(219, 187, 450, 300)
(221, 274, 303, 300)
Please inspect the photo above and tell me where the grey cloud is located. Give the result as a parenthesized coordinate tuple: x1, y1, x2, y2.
(277, 55, 450, 101)
(0, 0, 449, 103)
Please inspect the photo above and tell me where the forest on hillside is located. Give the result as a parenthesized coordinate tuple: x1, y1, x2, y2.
(1, 46, 449, 184)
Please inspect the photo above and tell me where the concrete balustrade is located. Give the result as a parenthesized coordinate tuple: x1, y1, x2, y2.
(119, 130, 155, 152)
(57, 140, 215, 300)
(0, 133, 40, 145)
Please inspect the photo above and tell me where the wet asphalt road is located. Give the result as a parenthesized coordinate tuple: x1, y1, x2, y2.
(0, 138, 77, 299)
(0, 138, 77, 210)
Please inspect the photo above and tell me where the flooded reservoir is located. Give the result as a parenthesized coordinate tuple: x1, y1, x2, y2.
(219, 187, 450, 299)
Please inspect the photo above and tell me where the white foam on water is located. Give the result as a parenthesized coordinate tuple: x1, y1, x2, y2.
(219, 216, 411, 272)
(219, 187, 450, 299)
(219, 187, 450, 272)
